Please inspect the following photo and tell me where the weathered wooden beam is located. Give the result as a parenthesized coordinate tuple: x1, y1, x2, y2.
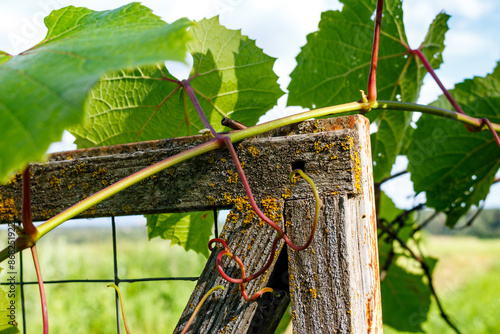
(0, 117, 361, 223)
(173, 198, 286, 333)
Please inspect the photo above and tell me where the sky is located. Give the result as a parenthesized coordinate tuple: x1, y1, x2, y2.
(0, 0, 499, 210)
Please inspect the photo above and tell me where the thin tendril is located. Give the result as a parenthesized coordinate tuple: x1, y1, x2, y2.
(209, 168, 320, 285)
(180, 285, 225, 334)
(107, 284, 131, 334)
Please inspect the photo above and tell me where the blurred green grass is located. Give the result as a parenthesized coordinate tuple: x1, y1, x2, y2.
(0, 220, 207, 333)
(1, 223, 499, 333)
(384, 235, 500, 334)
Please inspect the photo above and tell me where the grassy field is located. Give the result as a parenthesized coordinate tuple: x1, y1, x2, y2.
(0, 221, 207, 333)
(384, 235, 500, 334)
(1, 223, 499, 333)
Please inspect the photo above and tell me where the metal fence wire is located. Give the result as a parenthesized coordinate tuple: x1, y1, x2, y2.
(1, 211, 220, 334)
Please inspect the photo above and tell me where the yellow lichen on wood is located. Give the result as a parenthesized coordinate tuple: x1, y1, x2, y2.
(309, 288, 317, 299)
(314, 141, 334, 154)
(122, 205, 131, 214)
(353, 151, 361, 193)
(71, 162, 86, 177)
(260, 196, 282, 227)
(340, 135, 354, 151)
(226, 170, 238, 184)
(92, 167, 107, 178)
(206, 195, 216, 206)
(0, 196, 17, 221)
(282, 187, 292, 199)
(49, 175, 60, 189)
(247, 146, 259, 157)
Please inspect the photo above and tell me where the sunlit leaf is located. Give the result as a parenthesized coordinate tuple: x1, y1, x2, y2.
(0, 3, 191, 182)
(408, 62, 500, 227)
(287, 0, 449, 182)
(381, 258, 436, 332)
(147, 211, 214, 258)
(0, 285, 20, 333)
(70, 16, 284, 147)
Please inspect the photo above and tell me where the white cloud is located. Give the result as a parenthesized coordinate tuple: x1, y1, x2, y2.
(438, 0, 496, 20)
(445, 30, 491, 57)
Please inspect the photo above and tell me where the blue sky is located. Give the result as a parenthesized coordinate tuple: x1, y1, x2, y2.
(0, 0, 499, 210)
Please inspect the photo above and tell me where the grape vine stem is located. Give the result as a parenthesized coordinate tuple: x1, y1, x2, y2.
(0, 100, 498, 263)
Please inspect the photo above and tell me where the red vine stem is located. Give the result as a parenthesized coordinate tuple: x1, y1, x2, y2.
(409, 48, 500, 148)
(179, 78, 320, 294)
(22, 167, 48, 334)
(180, 79, 217, 137)
(209, 169, 320, 285)
(208, 239, 274, 301)
(209, 236, 280, 285)
(31, 246, 48, 334)
(223, 136, 319, 251)
(367, 0, 384, 103)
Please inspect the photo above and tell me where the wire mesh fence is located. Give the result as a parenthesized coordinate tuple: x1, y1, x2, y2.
(1, 212, 221, 333)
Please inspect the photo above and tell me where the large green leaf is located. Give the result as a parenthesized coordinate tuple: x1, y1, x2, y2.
(371, 12, 448, 182)
(287, 0, 449, 182)
(147, 211, 214, 258)
(0, 3, 191, 182)
(71, 16, 283, 255)
(69, 16, 284, 146)
(378, 191, 404, 261)
(377, 192, 435, 332)
(70, 17, 283, 255)
(408, 62, 500, 227)
(381, 258, 436, 332)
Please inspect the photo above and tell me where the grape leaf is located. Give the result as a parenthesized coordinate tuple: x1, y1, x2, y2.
(0, 52, 10, 66)
(0, 286, 19, 334)
(379, 190, 403, 223)
(0, 3, 191, 182)
(408, 62, 500, 227)
(146, 211, 214, 258)
(381, 258, 436, 332)
(377, 192, 435, 332)
(69, 16, 284, 147)
(287, 0, 449, 182)
(71, 16, 283, 256)
(378, 191, 404, 261)
(378, 191, 415, 272)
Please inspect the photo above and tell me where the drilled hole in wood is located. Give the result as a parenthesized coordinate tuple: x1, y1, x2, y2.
(291, 161, 305, 171)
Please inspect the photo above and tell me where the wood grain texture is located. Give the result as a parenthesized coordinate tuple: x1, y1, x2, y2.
(173, 198, 285, 333)
(0, 117, 361, 223)
(0, 115, 382, 333)
(285, 115, 382, 333)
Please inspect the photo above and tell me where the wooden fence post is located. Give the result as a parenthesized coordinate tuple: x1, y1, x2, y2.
(173, 115, 382, 333)
(0, 115, 382, 333)
(284, 117, 382, 333)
